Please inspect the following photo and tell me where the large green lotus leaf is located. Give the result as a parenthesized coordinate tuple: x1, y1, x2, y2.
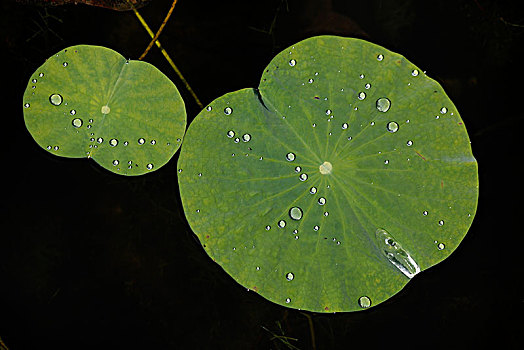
(177, 36, 478, 312)
(23, 45, 186, 175)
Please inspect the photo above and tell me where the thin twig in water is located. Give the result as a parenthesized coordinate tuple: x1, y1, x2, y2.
(139, 0, 178, 60)
(126, 0, 203, 109)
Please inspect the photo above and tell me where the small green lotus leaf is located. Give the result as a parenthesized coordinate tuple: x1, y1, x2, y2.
(23, 45, 186, 175)
(177, 36, 478, 312)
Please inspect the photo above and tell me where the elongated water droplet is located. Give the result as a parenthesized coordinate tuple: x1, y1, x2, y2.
(289, 207, 303, 220)
(49, 94, 63, 106)
(376, 98, 391, 113)
(286, 152, 296, 161)
(374, 228, 420, 278)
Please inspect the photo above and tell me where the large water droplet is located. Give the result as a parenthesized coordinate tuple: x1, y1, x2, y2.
(138, 138, 145, 145)
(318, 197, 326, 205)
(358, 92, 366, 100)
(227, 130, 235, 138)
(109, 138, 118, 147)
(386, 121, 399, 133)
(289, 207, 303, 220)
(286, 152, 296, 161)
(286, 272, 294, 281)
(224, 107, 232, 115)
(374, 228, 420, 278)
(376, 98, 391, 113)
(319, 161, 332, 175)
(71, 118, 83, 128)
(358, 296, 371, 308)
(242, 134, 251, 142)
(49, 94, 63, 106)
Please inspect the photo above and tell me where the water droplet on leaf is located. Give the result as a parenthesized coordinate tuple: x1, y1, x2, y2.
(374, 228, 420, 278)
(49, 94, 63, 106)
(289, 207, 303, 220)
(319, 161, 332, 174)
(72, 118, 83, 128)
(286, 152, 296, 161)
(376, 98, 391, 113)
(386, 121, 398, 133)
(359, 296, 371, 308)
